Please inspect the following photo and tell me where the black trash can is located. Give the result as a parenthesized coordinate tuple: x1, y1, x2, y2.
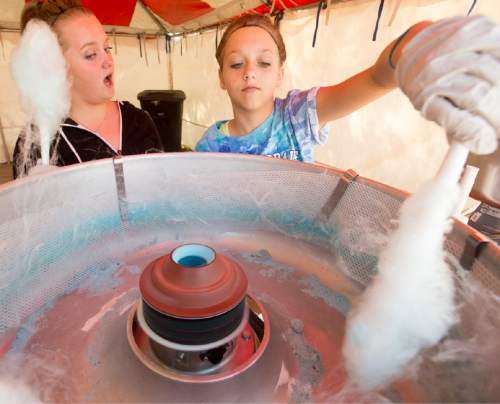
(137, 90, 186, 152)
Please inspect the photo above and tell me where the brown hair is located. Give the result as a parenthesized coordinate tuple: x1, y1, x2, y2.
(21, 0, 91, 33)
(216, 14, 286, 70)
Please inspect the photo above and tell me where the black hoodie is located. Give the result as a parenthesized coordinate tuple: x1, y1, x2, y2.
(13, 101, 162, 178)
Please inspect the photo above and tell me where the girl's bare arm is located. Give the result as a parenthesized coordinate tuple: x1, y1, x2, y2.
(316, 21, 432, 128)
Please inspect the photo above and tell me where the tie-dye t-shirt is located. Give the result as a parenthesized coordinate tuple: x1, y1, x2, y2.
(195, 87, 330, 163)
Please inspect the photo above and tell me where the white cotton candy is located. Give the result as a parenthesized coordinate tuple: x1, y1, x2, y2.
(342, 175, 460, 390)
(10, 19, 70, 165)
(0, 378, 41, 403)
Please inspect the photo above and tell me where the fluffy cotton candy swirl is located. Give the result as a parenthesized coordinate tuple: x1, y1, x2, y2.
(342, 176, 459, 390)
(0, 378, 41, 403)
(10, 19, 70, 165)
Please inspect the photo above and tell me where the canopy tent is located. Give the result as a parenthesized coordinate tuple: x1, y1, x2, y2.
(83, 0, 324, 33)
(0, 0, 497, 195)
(1, 0, 471, 35)
(1, 0, 355, 34)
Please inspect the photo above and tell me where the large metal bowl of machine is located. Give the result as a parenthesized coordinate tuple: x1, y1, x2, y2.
(0, 153, 498, 403)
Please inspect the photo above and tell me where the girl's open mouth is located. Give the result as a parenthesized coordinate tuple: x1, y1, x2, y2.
(104, 73, 113, 87)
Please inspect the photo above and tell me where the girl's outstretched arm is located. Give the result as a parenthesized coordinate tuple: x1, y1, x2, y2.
(316, 21, 432, 128)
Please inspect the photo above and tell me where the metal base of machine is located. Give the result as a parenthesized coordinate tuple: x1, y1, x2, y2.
(127, 294, 270, 383)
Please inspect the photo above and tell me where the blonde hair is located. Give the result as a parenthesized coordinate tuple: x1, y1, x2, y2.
(21, 0, 91, 34)
(216, 14, 286, 70)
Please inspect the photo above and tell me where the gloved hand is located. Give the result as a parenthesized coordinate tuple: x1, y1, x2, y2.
(396, 15, 500, 155)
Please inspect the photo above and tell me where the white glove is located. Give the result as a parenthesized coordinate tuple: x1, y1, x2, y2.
(396, 15, 500, 155)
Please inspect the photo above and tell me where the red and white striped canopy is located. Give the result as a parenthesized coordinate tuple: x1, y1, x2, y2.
(4, 0, 325, 34)
(80, 0, 322, 29)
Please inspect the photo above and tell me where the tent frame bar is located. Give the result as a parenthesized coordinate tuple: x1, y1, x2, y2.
(1, 0, 326, 36)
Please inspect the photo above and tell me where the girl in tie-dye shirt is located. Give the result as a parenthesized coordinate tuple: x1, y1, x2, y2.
(196, 14, 430, 163)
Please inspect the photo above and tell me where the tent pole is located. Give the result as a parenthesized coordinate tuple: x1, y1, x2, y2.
(137, 0, 170, 34)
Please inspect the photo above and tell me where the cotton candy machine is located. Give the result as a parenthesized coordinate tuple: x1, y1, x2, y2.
(131, 243, 270, 382)
(0, 153, 498, 403)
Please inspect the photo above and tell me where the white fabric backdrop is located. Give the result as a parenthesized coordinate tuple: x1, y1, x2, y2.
(0, 0, 498, 192)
